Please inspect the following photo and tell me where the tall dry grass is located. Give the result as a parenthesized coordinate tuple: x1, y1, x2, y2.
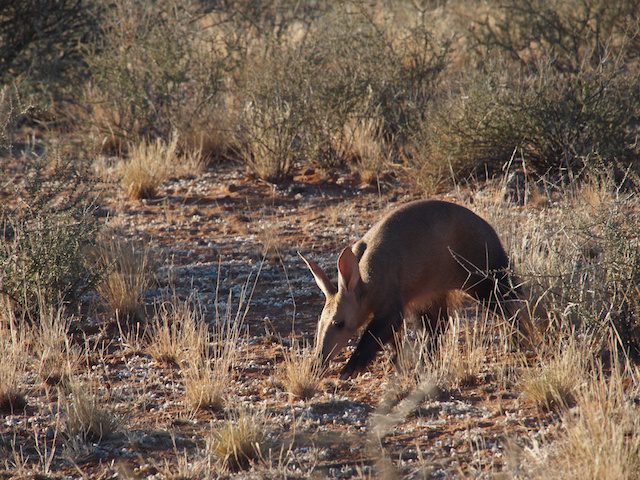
(36, 298, 80, 388)
(519, 332, 594, 412)
(207, 409, 269, 472)
(278, 340, 324, 401)
(0, 301, 28, 412)
(182, 299, 245, 413)
(146, 295, 208, 367)
(65, 381, 120, 442)
(119, 135, 177, 200)
(391, 310, 495, 395)
(96, 238, 151, 322)
(514, 337, 640, 479)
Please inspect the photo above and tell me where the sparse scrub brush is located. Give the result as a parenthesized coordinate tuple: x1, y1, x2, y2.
(235, 4, 449, 179)
(0, 156, 103, 317)
(471, 0, 640, 73)
(0, 0, 100, 104)
(83, 0, 227, 153)
(410, 57, 640, 186)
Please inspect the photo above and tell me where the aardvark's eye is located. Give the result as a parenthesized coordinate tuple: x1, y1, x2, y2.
(332, 319, 345, 329)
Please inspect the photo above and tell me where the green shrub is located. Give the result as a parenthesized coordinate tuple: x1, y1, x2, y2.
(83, 0, 228, 155)
(0, 0, 100, 106)
(234, 2, 449, 179)
(0, 156, 103, 318)
(409, 57, 640, 187)
(472, 0, 640, 73)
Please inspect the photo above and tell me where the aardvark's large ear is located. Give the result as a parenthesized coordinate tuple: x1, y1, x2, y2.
(337, 247, 360, 293)
(299, 252, 336, 298)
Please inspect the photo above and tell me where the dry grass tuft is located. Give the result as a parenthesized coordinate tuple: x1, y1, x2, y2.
(393, 311, 492, 392)
(120, 136, 175, 199)
(183, 288, 247, 413)
(336, 115, 390, 185)
(183, 358, 225, 413)
(37, 301, 80, 388)
(0, 303, 28, 413)
(550, 367, 640, 479)
(434, 313, 491, 389)
(65, 382, 120, 442)
(155, 447, 210, 480)
(146, 296, 207, 367)
(520, 333, 592, 412)
(278, 341, 323, 401)
(96, 238, 151, 322)
(208, 410, 268, 472)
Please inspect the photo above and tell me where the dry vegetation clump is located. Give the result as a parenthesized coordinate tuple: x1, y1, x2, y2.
(407, 0, 640, 188)
(36, 300, 80, 388)
(278, 341, 324, 401)
(0, 0, 99, 104)
(155, 448, 211, 480)
(65, 381, 120, 442)
(95, 238, 151, 322)
(183, 357, 225, 413)
(146, 296, 208, 367)
(411, 56, 640, 188)
(0, 304, 28, 413)
(392, 311, 494, 394)
(119, 134, 206, 199)
(514, 347, 640, 479)
(519, 333, 592, 412)
(235, 89, 300, 183)
(471, 0, 640, 74)
(207, 410, 269, 472)
(119, 135, 176, 200)
(0, 86, 30, 149)
(83, 0, 228, 154)
(433, 312, 493, 389)
(234, 2, 449, 180)
(478, 171, 639, 357)
(183, 312, 244, 413)
(336, 115, 391, 185)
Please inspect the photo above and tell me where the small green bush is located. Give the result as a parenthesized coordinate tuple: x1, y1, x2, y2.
(0, 156, 103, 318)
